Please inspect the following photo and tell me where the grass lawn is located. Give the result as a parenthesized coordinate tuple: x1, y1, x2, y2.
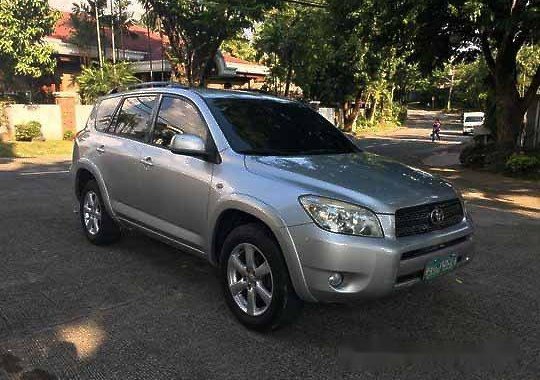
(0, 140, 74, 158)
(353, 121, 401, 137)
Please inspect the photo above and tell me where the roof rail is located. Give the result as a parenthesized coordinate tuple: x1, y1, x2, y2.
(108, 81, 188, 94)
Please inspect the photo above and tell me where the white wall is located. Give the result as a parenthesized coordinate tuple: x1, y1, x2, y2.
(7, 104, 63, 140)
(76, 105, 93, 132)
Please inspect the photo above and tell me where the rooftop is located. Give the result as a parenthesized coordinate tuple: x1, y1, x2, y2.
(48, 11, 266, 72)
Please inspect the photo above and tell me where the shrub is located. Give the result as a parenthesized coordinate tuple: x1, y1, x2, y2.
(15, 121, 42, 141)
(460, 143, 513, 169)
(459, 144, 485, 167)
(391, 104, 408, 124)
(505, 153, 540, 174)
(354, 117, 374, 130)
(63, 130, 75, 141)
(76, 62, 140, 104)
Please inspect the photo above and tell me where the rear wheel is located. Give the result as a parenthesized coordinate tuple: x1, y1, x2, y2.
(220, 223, 303, 331)
(79, 180, 120, 245)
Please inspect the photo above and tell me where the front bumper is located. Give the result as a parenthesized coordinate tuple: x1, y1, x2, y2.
(286, 218, 474, 302)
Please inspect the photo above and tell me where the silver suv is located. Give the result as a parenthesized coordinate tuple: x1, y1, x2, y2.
(72, 83, 474, 330)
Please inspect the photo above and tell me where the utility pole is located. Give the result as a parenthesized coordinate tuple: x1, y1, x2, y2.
(95, 1, 104, 77)
(145, 4, 153, 80)
(110, 0, 116, 65)
(119, 0, 125, 59)
(158, 18, 164, 81)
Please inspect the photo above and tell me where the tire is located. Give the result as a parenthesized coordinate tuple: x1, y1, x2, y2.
(219, 223, 303, 331)
(79, 180, 121, 245)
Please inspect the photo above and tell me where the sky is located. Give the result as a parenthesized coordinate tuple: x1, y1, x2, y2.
(49, 0, 145, 17)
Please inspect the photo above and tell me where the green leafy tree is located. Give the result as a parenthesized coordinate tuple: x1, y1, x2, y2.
(70, 1, 137, 64)
(414, 0, 540, 148)
(76, 61, 139, 103)
(221, 31, 257, 62)
(69, 1, 107, 65)
(517, 44, 540, 97)
(255, 1, 417, 130)
(112, 0, 138, 59)
(255, 6, 310, 97)
(454, 59, 490, 110)
(0, 0, 59, 84)
(142, 0, 278, 86)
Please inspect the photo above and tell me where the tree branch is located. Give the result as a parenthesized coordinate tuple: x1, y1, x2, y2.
(480, 32, 496, 74)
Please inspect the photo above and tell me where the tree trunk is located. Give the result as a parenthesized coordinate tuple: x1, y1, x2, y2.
(343, 92, 363, 132)
(369, 96, 378, 123)
(493, 84, 524, 148)
(479, 32, 540, 149)
(284, 63, 293, 97)
(446, 69, 454, 111)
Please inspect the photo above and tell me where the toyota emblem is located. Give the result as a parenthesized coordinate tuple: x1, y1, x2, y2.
(430, 207, 445, 225)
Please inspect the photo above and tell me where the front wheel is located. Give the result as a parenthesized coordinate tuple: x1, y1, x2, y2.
(219, 223, 303, 331)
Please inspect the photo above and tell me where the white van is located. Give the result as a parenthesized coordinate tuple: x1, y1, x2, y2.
(462, 111, 485, 135)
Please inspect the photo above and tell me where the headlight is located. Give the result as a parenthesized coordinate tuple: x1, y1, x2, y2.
(299, 195, 383, 237)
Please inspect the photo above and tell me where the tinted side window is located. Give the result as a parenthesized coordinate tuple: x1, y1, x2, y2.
(151, 96, 208, 148)
(95, 97, 121, 132)
(113, 96, 157, 141)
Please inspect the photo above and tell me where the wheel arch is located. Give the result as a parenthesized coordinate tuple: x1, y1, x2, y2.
(209, 195, 315, 302)
(74, 160, 116, 219)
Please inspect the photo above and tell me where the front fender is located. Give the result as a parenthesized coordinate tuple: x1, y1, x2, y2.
(209, 193, 316, 302)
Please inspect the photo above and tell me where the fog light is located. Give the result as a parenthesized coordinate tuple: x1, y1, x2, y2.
(328, 273, 343, 287)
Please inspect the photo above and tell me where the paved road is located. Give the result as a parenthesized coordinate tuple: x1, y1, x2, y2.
(1, 112, 539, 379)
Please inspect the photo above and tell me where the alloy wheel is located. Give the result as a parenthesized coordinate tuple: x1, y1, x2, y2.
(83, 191, 101, 236)
(227, 243, 274, 316)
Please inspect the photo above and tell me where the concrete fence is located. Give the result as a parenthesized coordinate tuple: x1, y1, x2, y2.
(2, 103, 93, 140)
(7, 104, 63, 140)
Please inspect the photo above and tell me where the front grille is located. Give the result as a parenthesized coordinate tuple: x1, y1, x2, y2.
(395, 199, 464, 238)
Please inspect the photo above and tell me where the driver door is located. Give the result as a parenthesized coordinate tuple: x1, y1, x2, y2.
(136, 95, 214, 251)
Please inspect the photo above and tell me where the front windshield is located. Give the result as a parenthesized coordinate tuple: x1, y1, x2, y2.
(206, 97, 359, 156)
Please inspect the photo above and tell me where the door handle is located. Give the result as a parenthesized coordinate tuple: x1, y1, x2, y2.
(96, 145, 105, 153)
(140, 156, 153, 168)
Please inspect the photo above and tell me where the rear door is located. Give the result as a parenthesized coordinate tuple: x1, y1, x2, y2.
(134, 95, 214, 250)
(95, 95, 158, 218)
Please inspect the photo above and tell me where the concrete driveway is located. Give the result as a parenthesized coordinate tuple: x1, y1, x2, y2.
(0, 112, 539, 379)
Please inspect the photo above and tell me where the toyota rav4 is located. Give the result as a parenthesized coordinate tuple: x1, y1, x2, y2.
(72, 83, 474, 330)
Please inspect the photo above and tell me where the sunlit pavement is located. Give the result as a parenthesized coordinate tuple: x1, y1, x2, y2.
(0, 113, 539, 379)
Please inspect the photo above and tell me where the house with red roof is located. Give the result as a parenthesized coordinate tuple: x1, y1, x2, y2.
(46, 11, 269, 94)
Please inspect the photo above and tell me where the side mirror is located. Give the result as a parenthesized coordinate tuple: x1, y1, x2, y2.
(170, 133, 216, 161)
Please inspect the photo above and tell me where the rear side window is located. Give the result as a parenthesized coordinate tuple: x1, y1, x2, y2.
(95, 97, 121, 132)
(112, 96, 157, 141)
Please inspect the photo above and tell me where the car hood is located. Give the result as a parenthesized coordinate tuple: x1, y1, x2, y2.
(244, 152, 457, 214)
